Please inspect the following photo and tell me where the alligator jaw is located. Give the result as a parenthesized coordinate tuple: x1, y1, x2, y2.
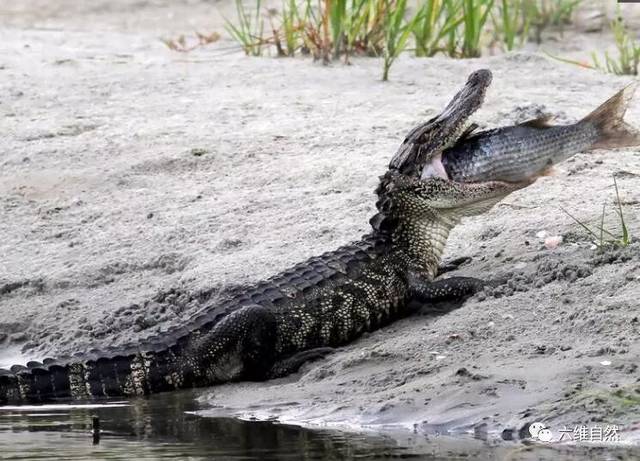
(388, 69, 492, 178)
(435, 69, 492, 126)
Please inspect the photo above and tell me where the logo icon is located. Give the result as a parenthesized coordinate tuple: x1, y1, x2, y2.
(529, 422, 553, 442)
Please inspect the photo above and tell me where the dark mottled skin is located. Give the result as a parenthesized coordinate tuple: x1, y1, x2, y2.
(0, 69, 530, 404)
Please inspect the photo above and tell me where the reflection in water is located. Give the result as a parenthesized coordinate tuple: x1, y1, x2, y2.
(0, 391, 637, 460)
(0, 391, 415, 460)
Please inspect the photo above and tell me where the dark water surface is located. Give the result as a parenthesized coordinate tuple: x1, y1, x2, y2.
(0, 391, 636, 460)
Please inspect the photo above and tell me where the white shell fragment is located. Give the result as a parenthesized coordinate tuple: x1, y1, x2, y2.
(544, 235, 563, 249)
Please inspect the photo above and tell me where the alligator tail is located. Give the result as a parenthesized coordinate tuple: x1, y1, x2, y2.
(0, 345, 192, 404)
(0, 303, 257, 404)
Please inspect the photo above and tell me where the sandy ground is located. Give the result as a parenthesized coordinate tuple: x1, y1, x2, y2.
(1, 0, 639, 447)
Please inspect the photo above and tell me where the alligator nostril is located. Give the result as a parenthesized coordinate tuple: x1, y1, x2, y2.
(469, 69, 492, 85)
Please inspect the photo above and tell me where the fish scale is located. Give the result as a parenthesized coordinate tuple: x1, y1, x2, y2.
(434, 83, 639, 184)
(443, 124, 600, 183)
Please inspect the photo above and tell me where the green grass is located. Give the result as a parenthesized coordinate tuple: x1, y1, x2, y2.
(613, 175, 631, 246)
(279, 0, 304, 57)
(412, 0, 463, 57)
(492, 0, 530, 52)
(567, 385, 640, 421)
(561, 176, 633, 250)
(460, 0, 494, 58)
(545, 5, 640, 76)
(524, 0, 582, 44)
(220, 0, 585, 80)
(592, 11, 640, 76)
(225, 0, 265, 56)
(382, 0, 419, 80)
(611, 387, 640, 408)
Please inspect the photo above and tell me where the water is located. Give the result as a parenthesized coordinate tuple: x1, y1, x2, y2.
(0, 391, 637, 460)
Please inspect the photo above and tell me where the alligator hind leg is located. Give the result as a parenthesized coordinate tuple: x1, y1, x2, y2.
(192, 304, 279, 383)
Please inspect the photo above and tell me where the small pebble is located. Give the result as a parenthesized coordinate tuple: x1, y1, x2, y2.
(190, 148, 208, 157)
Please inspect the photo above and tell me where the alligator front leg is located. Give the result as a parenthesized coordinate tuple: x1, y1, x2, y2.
(408, 271, 486, 303)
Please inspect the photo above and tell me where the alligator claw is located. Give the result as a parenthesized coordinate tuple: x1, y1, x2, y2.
(437, 256, 472, 275)
(484, 275, 510, 288)
(268, 347, 335, 379)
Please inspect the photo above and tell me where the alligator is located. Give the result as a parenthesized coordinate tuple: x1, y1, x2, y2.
(0, 69, 532, 404)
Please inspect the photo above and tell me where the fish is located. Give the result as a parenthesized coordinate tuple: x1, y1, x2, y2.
(421, 83, 640, 183)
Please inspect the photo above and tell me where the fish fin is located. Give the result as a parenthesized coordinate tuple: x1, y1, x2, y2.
(518, 114, 554, 129)
(458, 123, 479, 141)
(539, 165, 557, 177)
(451, 123, 500, 146)
(582, 82, 640, 149)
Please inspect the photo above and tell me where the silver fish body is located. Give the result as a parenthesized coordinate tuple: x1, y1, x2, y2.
(441, 122, 599, 183)
(422, 84, 639, 184)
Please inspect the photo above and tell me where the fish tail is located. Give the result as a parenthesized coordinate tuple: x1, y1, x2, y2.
(582, 82, 640, 149)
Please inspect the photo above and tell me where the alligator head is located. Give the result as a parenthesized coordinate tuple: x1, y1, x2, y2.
(389, 69, 493, 178)
(371, 69, 532, 277)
